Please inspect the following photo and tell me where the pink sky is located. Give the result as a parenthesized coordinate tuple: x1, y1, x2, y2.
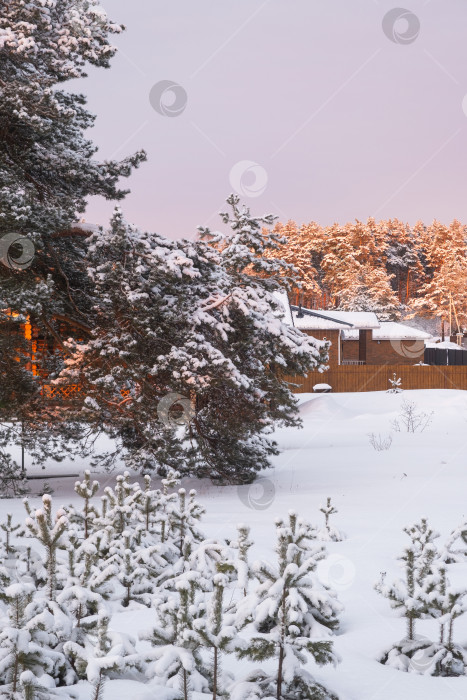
(78, 0, 467, 239)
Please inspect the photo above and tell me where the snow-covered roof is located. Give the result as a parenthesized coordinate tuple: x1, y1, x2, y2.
(272, 291, 294, 326)
(426, 340, 464, 350)
(342, 322, 431, 341)
(290, 307, 379, 331)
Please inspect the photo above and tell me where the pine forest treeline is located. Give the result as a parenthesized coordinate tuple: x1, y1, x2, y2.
(269, 218, 467, 325)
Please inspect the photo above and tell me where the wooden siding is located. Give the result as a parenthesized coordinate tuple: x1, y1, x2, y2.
(283, 365, 467, 393)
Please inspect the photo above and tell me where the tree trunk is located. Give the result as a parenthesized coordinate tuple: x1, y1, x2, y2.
(84, 500, 88, 539)
(448, 617, 454, 650)
(183, 669, 189, 700)
(212, 647, 218, 700)
(277, 592, 287, 700)
(276, 643, 284, 700)
(407, 615, 414, 641)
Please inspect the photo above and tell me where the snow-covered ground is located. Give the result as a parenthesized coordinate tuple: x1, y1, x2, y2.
(5, 388, 467, 699)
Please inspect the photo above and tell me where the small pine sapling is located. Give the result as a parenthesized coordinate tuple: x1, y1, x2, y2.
(140, 576, 208, 700)
(106, 530, 161, 607)
(168, 488, 206, 557)
(1, 513, 24, 555)
(99, 472, 143, 536)
(376, 546, 428, 643)
(0, 581, 39, 695)
(418, 563, 467, 676)
(387, 373, 402, 393)
(230, 523, 253, 597)
(192, 573, 240, 700)
(403, 518, 440, 554)
(317, 498, 345, 542)
(235, 511, 341, 700)
(374, 524, 456, 674)
(64, 608, 143, 683)
(443, 521, 467, 563)
(73, 471, 100, 539)
(24, 496, 68, 601)
(57, 534, 115, 629)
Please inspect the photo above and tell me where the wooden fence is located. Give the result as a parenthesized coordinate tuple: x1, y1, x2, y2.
(283, 365, 467, 393)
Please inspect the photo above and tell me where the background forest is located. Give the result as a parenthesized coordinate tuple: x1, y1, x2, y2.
(270, 218, 467, 328)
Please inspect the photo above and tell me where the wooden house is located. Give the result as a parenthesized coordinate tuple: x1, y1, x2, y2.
(287, 304, 431, 366)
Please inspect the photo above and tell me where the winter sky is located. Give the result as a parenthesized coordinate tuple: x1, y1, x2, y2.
(80, 0, 467, 239)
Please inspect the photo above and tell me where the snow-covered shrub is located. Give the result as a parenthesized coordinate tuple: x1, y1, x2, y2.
(392, 400, 433, 433)
(368, 432, 392, 451)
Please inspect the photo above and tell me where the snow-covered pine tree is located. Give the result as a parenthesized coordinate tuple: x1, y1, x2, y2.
(0, 581, 38, 695)
(387, 373, 402, 394)
(62, 197, 326, 483)
(140, 575, 209, 699)
(192, 573, 240, 699)
(317, 498, 345, 542)
(159, 470, 181, 544)
(64, 608, 143, 684)
(168, 488, 206, 558)
(0, 513, 24, 556)
(105, 529, 160, 607)
(409, 558, 467, 676)
(138, 474, 161, 538)
(72, 471, 100, 539)
(403, 518, 440, 554)
(230, 523, 254, 597)
(57, 533, 115, 629)
(376, 545, 430, 644)
(235, 511, 341, 700)
(443, 521, 467, 563)
(0, 0, 145, 427)
(24, 496, 68, 601)
(0, 449, 28, 498)
(0, 580, 76, 697)
(374, 518, 457, 674)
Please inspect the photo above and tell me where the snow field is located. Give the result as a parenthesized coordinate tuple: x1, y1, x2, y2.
(3, 389, 467, 698)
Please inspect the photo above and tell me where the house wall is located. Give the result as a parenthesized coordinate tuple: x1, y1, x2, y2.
(343, 337, 425, 365)
(303, 329, 340, 366)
